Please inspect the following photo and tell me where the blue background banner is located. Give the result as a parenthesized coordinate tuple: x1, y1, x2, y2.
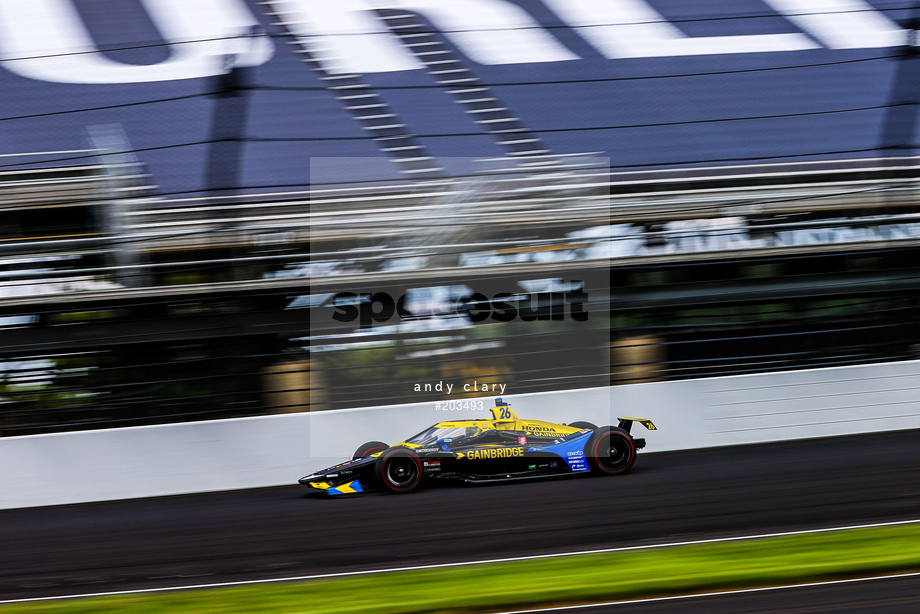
(0, 0, 914, 195)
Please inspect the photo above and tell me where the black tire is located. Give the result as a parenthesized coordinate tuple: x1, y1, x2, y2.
(568, 421, 597, 430)
(375, 448, 423, 493)
(353, 441, 389, 459)
(584, 427, 636, 475)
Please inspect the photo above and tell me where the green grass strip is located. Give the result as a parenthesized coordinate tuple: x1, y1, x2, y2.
(6, 523, 920, 614)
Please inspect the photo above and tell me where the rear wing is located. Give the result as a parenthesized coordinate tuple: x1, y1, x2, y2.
(617, 417, 657, 433)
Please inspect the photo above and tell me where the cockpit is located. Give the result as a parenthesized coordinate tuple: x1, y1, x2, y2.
(405, 425, 482, 447)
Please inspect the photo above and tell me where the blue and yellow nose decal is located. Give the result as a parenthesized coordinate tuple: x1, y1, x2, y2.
(309, 480, 364, 495)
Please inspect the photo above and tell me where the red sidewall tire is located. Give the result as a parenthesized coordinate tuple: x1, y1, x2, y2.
(376, 448, 423, 493)
(585, 427, 636, 475)
(353, 441, 389, 459)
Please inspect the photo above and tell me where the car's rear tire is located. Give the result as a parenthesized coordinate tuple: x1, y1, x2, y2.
(584, 427, 636, 475)
(353, 441, 388, 459)
(568, 421, 597, 430)
(375, 448, 423, 493)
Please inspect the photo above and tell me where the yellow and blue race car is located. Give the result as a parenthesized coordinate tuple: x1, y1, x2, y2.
(299, 398, 656, 495)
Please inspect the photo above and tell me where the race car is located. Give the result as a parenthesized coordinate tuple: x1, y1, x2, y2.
(299, 398, 656, 495)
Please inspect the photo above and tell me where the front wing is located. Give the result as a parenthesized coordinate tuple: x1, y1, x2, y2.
(298, 456, 377, 495)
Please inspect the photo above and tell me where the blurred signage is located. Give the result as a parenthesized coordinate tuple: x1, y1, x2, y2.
(0, 0, 906, 83)
(0, 0, 914, 195)
(601, 217, 920, 258)
(0, 0, 274, 84)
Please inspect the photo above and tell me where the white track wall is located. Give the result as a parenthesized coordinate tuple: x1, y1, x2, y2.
(3, 359, 920, 510)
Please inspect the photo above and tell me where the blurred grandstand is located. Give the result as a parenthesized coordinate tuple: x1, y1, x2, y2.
(2, 0, 920, 434)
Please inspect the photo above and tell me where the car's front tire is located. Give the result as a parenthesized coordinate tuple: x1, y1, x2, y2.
(584, 427, 636, 475)
(375, 448, 423, 493)
(353, 440, 388, 459)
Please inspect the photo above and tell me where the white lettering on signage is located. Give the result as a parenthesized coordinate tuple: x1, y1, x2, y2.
(273, 0, 575, 75)
(0, 0, 910, 83)
(762, 0, 905, 49)
(542, 0, 818, 58)
(273, 0, 422, 74)
(0, 0, 273, 84)
(380, 0, 578, 65)
(282, 0, 909, 73)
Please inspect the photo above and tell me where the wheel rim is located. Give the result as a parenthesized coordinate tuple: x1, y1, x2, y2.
(386, 457, 419, 487)
(597, 434, 632, 471)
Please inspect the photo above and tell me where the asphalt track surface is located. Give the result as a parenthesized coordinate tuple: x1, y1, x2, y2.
(3, 428, 920, 607)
